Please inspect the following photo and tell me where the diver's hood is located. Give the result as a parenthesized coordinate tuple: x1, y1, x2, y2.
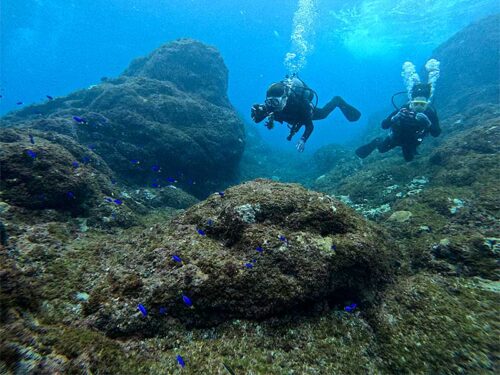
(266, 82, 286, 98)
(411, 83, 431, 100)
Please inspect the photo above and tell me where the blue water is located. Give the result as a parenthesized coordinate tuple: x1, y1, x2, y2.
(1, 0, 498, 152)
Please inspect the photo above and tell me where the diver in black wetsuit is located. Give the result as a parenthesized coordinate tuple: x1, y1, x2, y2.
(355, 83, 441, 162)
(251, 76, 361, 152)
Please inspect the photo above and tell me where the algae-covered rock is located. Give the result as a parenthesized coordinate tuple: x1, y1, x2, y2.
(432, 14, 500, 117)
(387, 210, 412, 223)
(0, 128, 114, 214)
(85, 179, 399, 335)
(373, 274, 499, 374)
(129, 186, 199, 210)
(1, 39, 245, 198)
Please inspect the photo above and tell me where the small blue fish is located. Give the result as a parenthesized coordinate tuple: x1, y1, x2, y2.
(81, 156, 91, 164)
(72, 116, 86, 123)
(218, 191, 225, 197)
(251, 259, 257, 263)
(26, 149, 37, 159)
(166, 177, 177, 183)
(46, 95, 54, 100)
(67, 191, 75, 199)
(245, 263, 254, 269)
(16, 101, 23, 105)
(72, 161, 79, 169)
(256, 246, 263, 253)
(344, 303, 357, 313)
(152, 183, 160, 188)
(113, 199, 123, 205)
(138, 304, 147, 316)
(207, 219, 214, 226)
(182, 295, 192, 307)
(151, 165, 161, 172)
(29, 134, 35, 144)
(130, 159, 140, 165)
(159, 307, 168, 315)
(172, 255, 182, 263)
(111, 179, 117, 185)
(331, 245, 337, 251)
(279, 235, 287, 242)
(176, 355, 185, 368)
(197, 229, 206, 236)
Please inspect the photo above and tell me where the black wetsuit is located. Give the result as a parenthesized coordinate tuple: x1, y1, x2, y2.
(356, 104, 440, 161)
(252, 79, 361, 144)
(273, 95, 352, 142)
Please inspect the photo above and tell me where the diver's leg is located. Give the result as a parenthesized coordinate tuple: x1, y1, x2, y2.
(355, 137, 382, 158)
(313, 96, 361, 122)
(402, 145, 416, 161)
(377, 136, 397, 153)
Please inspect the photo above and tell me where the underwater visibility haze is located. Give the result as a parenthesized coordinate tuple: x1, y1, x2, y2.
(0, 0, 499, 374)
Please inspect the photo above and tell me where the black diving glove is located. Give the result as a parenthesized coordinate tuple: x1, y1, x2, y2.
(251, 104, 269, 123)
(265, 114, 275, 130)
(415, 112, 431, 127)
(391, 108, 415, 123)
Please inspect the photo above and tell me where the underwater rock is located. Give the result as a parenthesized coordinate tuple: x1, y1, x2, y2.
(312, 143, 361, 176)
(387, 210, 412, 223)
(432, 14, 500, 117)
(84, 179, 399, 334)
(0, 128, 114, 214)
(0, 256, 40, 320)
(431, 236, 499, 279)
(373, 274, 499, 373)
(130, 186, 199, 210)
(1, 39, 245, 198)
(123, 38, 229, 107)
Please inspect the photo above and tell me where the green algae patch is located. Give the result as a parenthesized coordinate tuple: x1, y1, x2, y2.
(49, 327, 154, 374)
(373, 274, 499, 374)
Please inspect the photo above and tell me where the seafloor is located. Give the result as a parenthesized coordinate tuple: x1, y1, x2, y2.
(0, 15, 499, 375)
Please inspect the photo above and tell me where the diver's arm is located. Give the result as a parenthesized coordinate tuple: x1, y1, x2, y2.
(301, 121, 314, 142)
(251, 104, 270, 123)
(295, 121, 313, 152)
(427, 109, 441, 137)
(382, 110, 399, 129)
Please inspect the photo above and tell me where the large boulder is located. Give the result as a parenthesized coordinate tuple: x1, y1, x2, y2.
(1, 39, 245, 198)
(84, 179, 399, 335)
(431, 14, 500, 117)
(123, 39, 229, 107)
(0, 128, 114, 214)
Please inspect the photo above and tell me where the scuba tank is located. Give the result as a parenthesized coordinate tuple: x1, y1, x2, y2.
(283, 74, 319, 109)
(282, 74, 319, 141)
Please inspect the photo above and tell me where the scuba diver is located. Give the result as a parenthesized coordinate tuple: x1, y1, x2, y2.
(251, 75, 361, 152)
(355, 60, 441, 162)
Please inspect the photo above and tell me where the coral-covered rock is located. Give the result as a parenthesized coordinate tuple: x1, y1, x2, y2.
(2, 39, 245, 198)
(84, 179, 399, 335)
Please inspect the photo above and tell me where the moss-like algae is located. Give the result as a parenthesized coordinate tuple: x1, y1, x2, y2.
(373, 274, 499, 374)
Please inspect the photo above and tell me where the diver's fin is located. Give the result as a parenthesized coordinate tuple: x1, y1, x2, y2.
(334, 96, 361, 122)
(355, 138, 380, 159)
(339, 102, 361, 122)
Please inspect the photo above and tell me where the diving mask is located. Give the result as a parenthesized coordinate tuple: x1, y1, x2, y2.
(265, 96, 287, 112)
(410, 97, 429, 112)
